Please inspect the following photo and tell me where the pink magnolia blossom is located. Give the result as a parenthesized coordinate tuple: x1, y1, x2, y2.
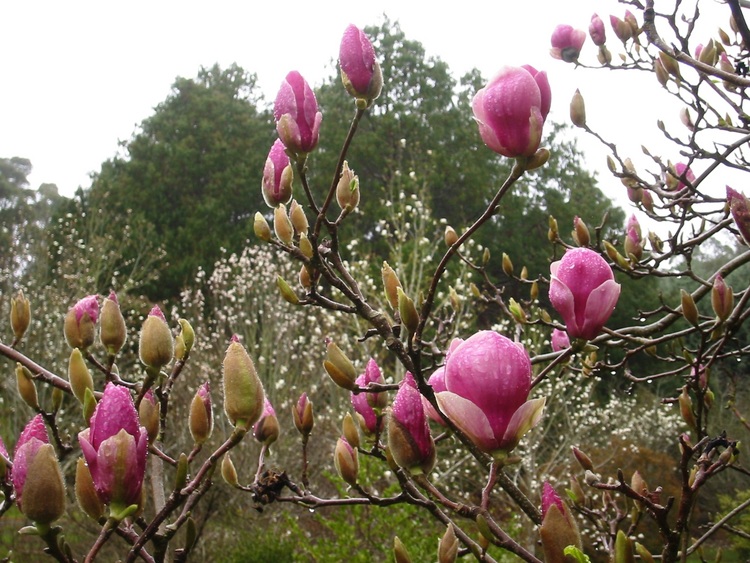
(339, 24, 382, 103)
(12, 414, 48, 511)
(550, 24, 587, 62)
(727, 186, 750, 244)
(668, 162, 696, 191)
(78, 383, 148, 510)
(387, 373, 435, 474)
(64, 294, 99, 349)
(293, 392, 314, 436)
(435, 331, 544, 456)
(589, 14, 606, 46)
(273, 71, 322, 155)
(472, 66, 551, 159)
(261, 139, 293, 208)
(549, 248, 621, 340)
(351, 359, 386, 434)
(551, 329, 571, 352)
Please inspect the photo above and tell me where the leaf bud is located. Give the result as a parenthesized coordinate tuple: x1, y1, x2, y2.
(83, 388, 97, 424)
(253, 212, 272, 242)
(175, 453, 189, 490)
(658, 51, 681, 78)
(334, 437, 359, 486)
(502, 253, 514, 277)
(293, 393, 314, 437)
(615, 529, 635, 563)
(570, 89, 586, 128)
(189, 382, 213, 445)
(298, 232, 314, 259)
(525, 147, 550, 170)
(397, 287, 419, 336)
(444, 226, 458, 247)
(289, 199, 309, 235)
(100, 291, 126, 356)
(680, 289, 700, 326)
(654, 58, 669, 86)
(381, 262, 403, 309)
(273, 203, 294, 245)
(634, 542, 655, 563)
(51, 387, 63, 412)
(221, 453, 239, 487)
(299, 265, 312, 289)
(10, 290, 31, 343)
(508, 298, 526, 324)
(572, 446, 594, 471)
(75, 457, 104, 521)
(470, 283, 481, 298)
(679, 386, 697, 431)
(139, 390, 160, 443)
(277, 275, 300, 305)
(16, 363, 39, 410)
(324, 340, 358, 390)
(438, 524, 458, 563)
(449, 287, 460, 311)
(530, 281, 539, 301)
(393, 536, 412, 563)
(336, 161, 360, 211)
(342, 412, 360, 449)
(520, 266, 528, 280)
(711, 274, 734, 322)
(568, 474, 586, 505)
(482, 247, 491, 265)
(630, 470, 648, 495)
(548, 215, 559, 241)
(68, 348, 94, 405)
(178, 319, 195, 356)
(597, 44, 612, 65)
(718, 27, 732, 46)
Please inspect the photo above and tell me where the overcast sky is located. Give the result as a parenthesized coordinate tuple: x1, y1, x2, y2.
(0, 0, 731, 210)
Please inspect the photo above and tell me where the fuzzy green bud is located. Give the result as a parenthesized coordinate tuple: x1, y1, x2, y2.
(221, 453, 239, 487)
(289, 199, 309, 235)
(10, 290, 31, 343)
(100, 291, 126, 355)
(277, 275, 300, 305)
(254, 212, 272, 242)
(336, 161, 360, 211)
(16, 363, 39, 410)
(342, 412, 360, 450)
(382, 261, 402, 309)
(397, 287, 419, 336)
(680, 289, 700, 326)
(68, 348, 94, 405)
(324, 340, 358, 390)
(273, 203, 294, 245)
(19, 444, 66, 525)
(570, 89, 586, 128)
(139, 306, 173, 371)
(222, 337, 265, 430)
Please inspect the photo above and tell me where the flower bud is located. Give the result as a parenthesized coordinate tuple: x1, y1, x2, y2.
(525, 147, 550, 170)
(624, 226, 643, 261)
(139, 390, 160, 443)
(550, 24, 586, 62)
(75, 457, 105, 521)
(253, 398, 279, 446)
(222, 336, 265, 430)
(630, 470, 648, 495)
(635, 543, 655, 563)
(10, 290, 31, 342)
(438, 524, 459, 563)
(572, 216, 590, 247)
(254, 212, 272, 242)
(100, 291, 126, 355)
(64, 295, 99, 350)
(189, 382, 213, 445)
(221, 453, 239, 487)
(273, 203, 294, 245)
(589, 13, 606, 46)
(548, 215, 559, 241)
(711, 274, 734, 322)
(299, 265, 312, 289)
(615, 530, 635, 563)
(720, 53, 737, 91)
(659, 51, 681, 78)
(679, 386, 697, 431)
(293, 393, 314, 437)
(18, 443, 66, 524)
(540, 482, 582, 561)
(261, 139, 294, 208)
(388, 373, 435, 475)
(680, 107, 695, 131)
(502, 253, 514, 277)
(394, 536, 412, 563)
(178, 319, 195, 356)
(336, 161, 360, 211)
(139, 305, 174, 371)
(298, 232, 314, 259)
(572, 446, 594, 471)
(680, 289, 700, 327)
(382, 261, 403, 309)
(324, 340, 358, 390)
(339, 24, 383, 106)
(597, 45, 613, 65)
(277, 275, 300, 305)
(508, 297, 526, 324)
(16, 363, 39, 410)
(289, 199, 309, 235)
(654, 58, 669, 87)
(334, 437, 359, 486)
(274, 71, 322, 156)
(68, 348, 94, 405)
(570, 89, 586, 128)
(727, 186, 750, 244)
(610, 14, 633, 43)
(444, 226, 458, 247)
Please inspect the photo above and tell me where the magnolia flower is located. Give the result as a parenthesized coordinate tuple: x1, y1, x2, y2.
(549, 248, 621, 340)
(551, 329, 571, 352)
(387, 373, 435, 474)
(339, 24, 382, 104)
(64, 294, 99, 349)
(436, 331, 544, 457)
(351, 359, 386, 435)
(274, 71, 322, 155)
(540, 481, 581, 561)
(727, 186, 750, 244)
(550, 24, 587, 62)
(589, 14, 606, 46)
(667, 162, 696, 191)
(78, 383, 148, 511)
(261, 139, 293, 208)
(472, 66, 551, 158)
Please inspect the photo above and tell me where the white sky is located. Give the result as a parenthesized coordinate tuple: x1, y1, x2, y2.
(0, 0, 734, 213)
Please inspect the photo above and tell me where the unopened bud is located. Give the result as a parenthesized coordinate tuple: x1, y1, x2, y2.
(175, 453, 189, 490)
(502, 253, 514, 277)
(277, 276, 300, 305)
(100, 291, 126, 355)
(139, 306, 174, 371)
(336, 161, 360, 211)
(568, 474, 586, 505)
(254, 212, 272, 242)
(679, 107, 695, 131)
(525, 147, 550, 170)
(381, 262, 402, 309)
(20, 443, 66, 525)
(324, 340, 358, 390)
(222, 337, 265, 430)
(698, 39, 718, 66)
(630, 470, 648, 495)
(604, 240, 631, 270)
(397, 287, 419, 336)
(189, 382, 213, 445)
(573, 216, 590, 247)
(548, 215, 559, 241)
(178, 319, 195, 356)
(530, 281, 539, 301)
(334, 437, 359, 486)
(615, 530, 634, 563)
(293, 393, 314, 437)
(444, 226, 458, 247)
(679, 386, 697, 430)
(299, 265, 312, 289)
(273, 204, 294, 245)
(68, 348, 94, 405)
(654, 58, 669, 86)
(680, 289, 700, 326)
(570, 89, 586, 128)
(393, 536, 412, 563)
(597, 45, 612, 65)
(221, 453, 239, 487)
(572, 446, 594, 471)
(711, 274, 734, 322)
(10, 290, 31, 343)
(449, 287, 460, 311)
(298, 232, 314, 258)
(482, 248, 491, 265)
(635, 542, 655, 563)
(508, 298, 526, 324)
(16, 363, 39, 410)
(83, 388, 97, 424)
(342, 412, 360, 449)
(139, 390, 160, 443)
(718, 27, 732, 46)
(289, 199, 309, 235)
(659, 51, 681, 78)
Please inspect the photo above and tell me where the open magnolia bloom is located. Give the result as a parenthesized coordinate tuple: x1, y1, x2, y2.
(435, 331, 545, 459)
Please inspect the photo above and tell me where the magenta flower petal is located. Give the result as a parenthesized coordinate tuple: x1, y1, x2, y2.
(274, 71, 322, 154)
(262, 139, 293, 207)
(550, 24, 587, 62)
(12, 415, 49, 509)
(436, 391, 496, 451)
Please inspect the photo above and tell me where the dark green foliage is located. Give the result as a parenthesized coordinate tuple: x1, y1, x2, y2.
(87, 64, 274, 301)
